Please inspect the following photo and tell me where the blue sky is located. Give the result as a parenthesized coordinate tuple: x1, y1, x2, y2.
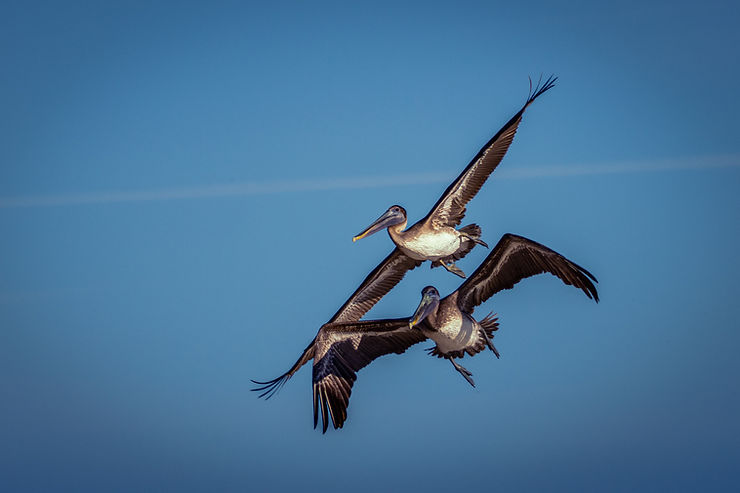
(2, 1, 739, 491)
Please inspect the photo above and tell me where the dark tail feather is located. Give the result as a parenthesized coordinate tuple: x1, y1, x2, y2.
(459, 223, 482, 239)
(479, 312, 500, 358)
(443, 224, 485, 263)
(479, 312, 500, 336)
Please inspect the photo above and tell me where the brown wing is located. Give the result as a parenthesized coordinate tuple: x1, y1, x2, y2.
(455, 233, 599, 314)
(328, 248, 422, 324)
(252, 250, 421, 402)
(312, 318, 427, 433)
(422, 76, 557, 229)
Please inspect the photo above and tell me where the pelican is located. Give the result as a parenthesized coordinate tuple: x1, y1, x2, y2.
(253, 233, 598, 432)
(352, 76, 557, 278)
(406, 234, 598, 386)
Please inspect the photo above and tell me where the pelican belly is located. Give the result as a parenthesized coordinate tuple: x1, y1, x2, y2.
(423, 313, 480, 355)
(400, 229, 461, 261)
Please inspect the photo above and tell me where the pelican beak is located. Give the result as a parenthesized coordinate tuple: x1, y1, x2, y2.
(353, 209, 399, 242)
(409, 292, 437, 328)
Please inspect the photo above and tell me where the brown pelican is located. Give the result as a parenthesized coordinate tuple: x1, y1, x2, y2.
(406, 234, 598, 386)
(252, 233, 598, 433)
(352, 76, 557, 278)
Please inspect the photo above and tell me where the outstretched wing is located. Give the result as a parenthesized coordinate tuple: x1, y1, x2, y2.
(251, 250, 421, 402)
(312, 318, 427, 433)
(422, 76, 557, 229)
(455, 233, 598, 314)
(328, 248, 422, 324)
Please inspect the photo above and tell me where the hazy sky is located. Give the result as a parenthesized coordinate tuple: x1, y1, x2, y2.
(2, 1, 739, 492)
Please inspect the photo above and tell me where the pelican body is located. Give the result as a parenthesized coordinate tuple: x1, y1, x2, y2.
(391, 215, 474, 263)
(354, 205, 485, 277)
(414, 289, 499, 359)
(352, 76, 557, 278)
(409, 287, 500, 386)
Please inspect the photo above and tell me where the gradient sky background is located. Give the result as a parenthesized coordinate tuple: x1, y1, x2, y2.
(2, 1, 739, 492)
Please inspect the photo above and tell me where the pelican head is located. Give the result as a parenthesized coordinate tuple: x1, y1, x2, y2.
(409, 286, 440, 328)
(352, 205, 407, 242)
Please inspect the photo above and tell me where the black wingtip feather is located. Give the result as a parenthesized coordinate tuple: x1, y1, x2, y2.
(527, 74, 557, 105)
(565, 260, 599, 303)
(320, 388, 329, 434)
(250, 376, 289, 400)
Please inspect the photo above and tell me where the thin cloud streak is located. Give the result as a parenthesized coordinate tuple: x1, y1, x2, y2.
(1, 154, 737, 208)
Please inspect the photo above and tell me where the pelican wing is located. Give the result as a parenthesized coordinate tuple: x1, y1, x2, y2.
(328, 248, 422, 324)
(455, 233, 599, 314)
(251, 338, 316, 400)
(312, 318, 427, 433)
(422, 76, 557, 229)
(252, 249, 420, 403)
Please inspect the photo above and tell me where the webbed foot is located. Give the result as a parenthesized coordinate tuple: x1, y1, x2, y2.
(449, 358, 475, 387)
(440, 260, 466, 278)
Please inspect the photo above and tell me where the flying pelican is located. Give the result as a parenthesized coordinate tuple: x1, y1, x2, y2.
(252, 233, 598, 433)
(352, 76, 557, 278)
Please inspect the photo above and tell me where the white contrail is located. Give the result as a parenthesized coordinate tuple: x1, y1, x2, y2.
(498, 153, 740, 179)
(1, 153, 737, 208)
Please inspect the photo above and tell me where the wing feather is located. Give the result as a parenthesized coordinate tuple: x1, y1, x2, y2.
(251, 339, 316, 400)
(312, 318, 427, 432)
(423, 76, 557, 229)
(328, 248, 422, 324)
(455, 233, 599, 314)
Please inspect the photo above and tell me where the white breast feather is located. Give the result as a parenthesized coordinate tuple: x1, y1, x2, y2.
(403, 230, 460, 260)
(425, 314, 479, 354)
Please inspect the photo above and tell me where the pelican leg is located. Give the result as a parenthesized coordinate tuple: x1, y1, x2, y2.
(449, 358, 475, 387)
(459, 232, 488, 248)
(440, 260, 466, 278)
(480, 329, 500, 359)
